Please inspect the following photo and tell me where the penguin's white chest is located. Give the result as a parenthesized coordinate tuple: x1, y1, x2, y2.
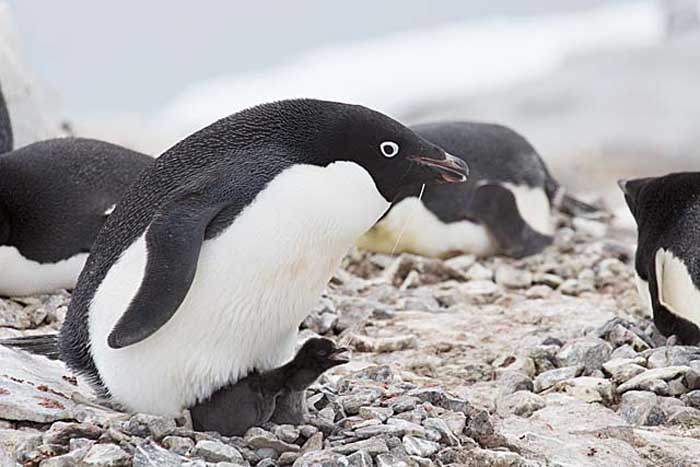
(88, 162, 389, 415)
(0, 246, 87, 296)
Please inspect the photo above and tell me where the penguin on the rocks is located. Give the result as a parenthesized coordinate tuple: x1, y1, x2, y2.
(3, 99, 468, 416)
(190, 337, 348, 435)
(620, 173, 700, 344)
(358, 121, 597, 259)
(0, 82, 153, 296)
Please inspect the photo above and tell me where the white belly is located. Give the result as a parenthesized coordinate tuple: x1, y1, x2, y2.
(0, 246, 87, 296)
(357, 197, 498, 258)
(88, 161, 389, 415)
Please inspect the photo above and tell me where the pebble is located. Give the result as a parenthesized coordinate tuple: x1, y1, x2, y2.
(274, 425, 300, 444)
(495, 265, 533, 289)
(293, 450, 349, 467)
(618, 391, 666, 426)
(346, 450, 373, 467)
(389, 396, 420, 413)
(465, 263, 494, 281)
(246, 428, 300, 454)
(645, 347, 700, 369)
(359, 406, 393, 422)
(556, 337, 612, 372)
(376, 453, 409, 467)
(533, 366, 581, 393)
(617, 366, 690, 395)
(610, 344, 639, 360)
(162, 435, 195, 456)
(351, 335, 417, 353)
(402, 435, 440, 457)
(684, 361, 700, 390)
(497, 391, 546, 418)
(667, 407, 700, 427)
(81, 444, 131, 467)
(602, 358, 647, 384)
(331, 438, 389, 456)
(497, 370, 533, 395)
(192, 440, 245, 464)
(557, 376, 613, 404)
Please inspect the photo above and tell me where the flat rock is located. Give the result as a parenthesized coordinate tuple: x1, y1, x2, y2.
(497, 391, 546, 418)
(192, 440, 245, 464)
(556, 337, 612, 372)
(81, 444, 130, 467)
(533, 366, 581, 393)
(617, 366, 690, 395)
(618, 391, 666, 426)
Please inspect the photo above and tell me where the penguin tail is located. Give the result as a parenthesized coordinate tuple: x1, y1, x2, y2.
(1, 334, 61, 360)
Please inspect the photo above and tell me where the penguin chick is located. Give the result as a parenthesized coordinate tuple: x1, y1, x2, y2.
(190, 338, 348, 436)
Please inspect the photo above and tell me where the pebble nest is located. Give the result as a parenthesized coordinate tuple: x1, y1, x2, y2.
(2, 211, 700, 466)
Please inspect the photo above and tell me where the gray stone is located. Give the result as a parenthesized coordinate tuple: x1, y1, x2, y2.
(438, 411, 466, 435)
(495, 265, 533, 289)
(351, 335, 417, 353)
(274, 425, 300, 444)
(353, 424, 404, 438)
(346, 450, 373, 467)
(497, 370, 533, 395)
(407, 388, 469, 413)
(610, 344, 639, 360)
(555, 337, 612, 372)
(602, 357, 647, 384)
(0, 429, 42, 460)
(279, 451, 300, 465)
(668, 376, 689, 396)
(667, 407, 700, 427)
(42, 422, 103, 445)
(0, 299, 37, 329)
(617, 366, 690, 395)
(331, 438, 388, 456)
(402, 435, 440, 457)
(684, 360, 700, 390)
(162, 435, 195, 456)
(618, 391, 666, 426)
(497, 391, 546, 418)
(423, 418, 459, 446)
(386, 418, 427, 437)
(338, 388, 384, 415)
(459, 280, 501, 303)
(133, 441, 188, 467)
(682, 389, 700, 409)
(465, 263, 493, 281)
(525, 285, 553, 299)
(0, 376, 74, 423)
(300, 432, 323, 454)
(375, 454, 408, 467)
(81, 444, 131, 467)
(125, 413, 177, 440)
(358, 406, 393, 422)
(533, 366, 581, 393)
(645, 347, 700, 369)
(246, 428, 300, 454)
(558, 377, 614, 404)
(298, 425, 318, 439)
(527, 345, 559, 373)
(293, 450, 349, 467)
(193, 440, 245, 464)
(389, 396, 420, 413)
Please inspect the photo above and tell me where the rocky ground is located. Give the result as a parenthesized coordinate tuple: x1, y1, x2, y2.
(2, 211, 700, 466)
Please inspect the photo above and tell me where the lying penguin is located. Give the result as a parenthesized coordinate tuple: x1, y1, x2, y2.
(358, 121, 595, 259)
(190, 338, 348, 435)
(0, 82, 153, 296)
(4, 99, 468, 416)
(620, 173, 700, 344)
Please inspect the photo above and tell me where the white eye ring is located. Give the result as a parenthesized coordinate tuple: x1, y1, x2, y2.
(380, 141, 399, 158)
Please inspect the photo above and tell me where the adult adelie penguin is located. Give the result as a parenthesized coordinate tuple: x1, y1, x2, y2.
(359, 121, 594, 259)
(620, 173, 700, 344)
(10, 99, 467, 416)
(0, 81, 153, 296)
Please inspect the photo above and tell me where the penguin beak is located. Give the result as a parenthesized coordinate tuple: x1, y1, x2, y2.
(328, 347, 350, 364)
(412, 153, 469, 183)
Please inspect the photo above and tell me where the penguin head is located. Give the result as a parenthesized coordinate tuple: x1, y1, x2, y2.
(285, 337, 349, 390)
(272, 100, 468, 202)
(619, 177, 654, 221)
(323, 103, 468, 202)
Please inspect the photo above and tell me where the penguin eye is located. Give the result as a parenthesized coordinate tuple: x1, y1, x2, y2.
(380, 141, 399, 158)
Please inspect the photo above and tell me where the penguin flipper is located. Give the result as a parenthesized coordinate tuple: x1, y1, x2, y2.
(472, 183, 552, 259)
(107, 178, 235, 349)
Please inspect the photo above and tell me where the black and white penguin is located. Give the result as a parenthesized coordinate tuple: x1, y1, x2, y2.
(23, 99, 468, 416)
(620, 173, 700, 344)
(190, 338, 348, 435)
(358, 121, 593, 259)
(0, 138, 153, 296)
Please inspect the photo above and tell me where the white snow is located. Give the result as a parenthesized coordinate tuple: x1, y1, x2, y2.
(156, 1, 664, 145)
